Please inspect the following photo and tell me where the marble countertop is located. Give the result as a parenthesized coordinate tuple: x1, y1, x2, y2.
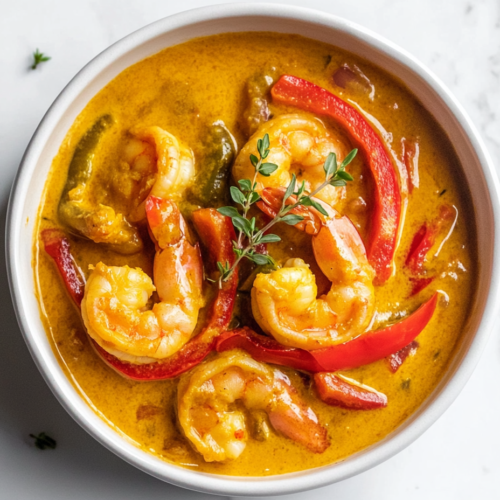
(1, 1, 499, 499)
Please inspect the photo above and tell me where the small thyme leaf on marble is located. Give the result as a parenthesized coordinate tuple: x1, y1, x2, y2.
(31, 49, 51, 70)
(29, 432, 57, 450)
(214, 134, 357, 287)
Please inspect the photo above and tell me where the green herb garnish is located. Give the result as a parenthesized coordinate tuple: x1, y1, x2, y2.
(30, 432, 57, 450)
(31, 49, 51, 70)
(215, 133, 357, 286)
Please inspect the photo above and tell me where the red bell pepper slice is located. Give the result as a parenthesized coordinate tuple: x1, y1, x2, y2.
(271, 75, 401, 284)
(216, 293, 438, 372)
(92, 333, 216, 381)
(405, 204, 456, 297)
(405, 204, 456, 274)
(386, 340, 419, 373)
(41, 229, 85, 307)
(401, 137, 420, 193)
(314, 372, 387, 410)
(406, 224, 428, 273)
(190, 208, 239, 336)
(217, 327, 325, 372)
(43, 209, 238, 381)
(409, 277, 434, 297)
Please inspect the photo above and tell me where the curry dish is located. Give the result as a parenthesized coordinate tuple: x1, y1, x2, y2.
(34, 32, 476, 476)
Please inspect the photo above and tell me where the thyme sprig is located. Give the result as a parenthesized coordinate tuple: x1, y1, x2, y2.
(29, 432, 57, 450)
(31, 48, 51, 70)
(216, 133, 357, 286)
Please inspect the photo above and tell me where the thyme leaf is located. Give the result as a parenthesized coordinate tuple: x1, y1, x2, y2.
(30, 432, 57, 450)
(31, 49, 51, 70)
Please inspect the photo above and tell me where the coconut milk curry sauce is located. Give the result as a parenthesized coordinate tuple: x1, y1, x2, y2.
(34, 33, 476, 476)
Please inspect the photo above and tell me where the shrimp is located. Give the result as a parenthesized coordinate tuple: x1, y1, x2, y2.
(81, 197, 204, 363)
(122, 126, 195, 222)
(251, 188, 375, 350)
(177, 350, 329, 462)
(233, 114, 350, 207)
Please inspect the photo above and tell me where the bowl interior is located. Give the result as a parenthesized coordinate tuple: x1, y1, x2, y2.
(7, 4, 499, 497)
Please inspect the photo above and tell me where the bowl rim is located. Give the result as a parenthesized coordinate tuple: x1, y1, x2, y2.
(6, 2, 500, 497)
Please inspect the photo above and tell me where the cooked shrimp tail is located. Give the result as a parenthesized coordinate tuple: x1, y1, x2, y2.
(267, 372, 329, 453)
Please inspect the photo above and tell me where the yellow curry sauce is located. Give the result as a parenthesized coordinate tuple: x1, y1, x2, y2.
(34, 33, 476, 476)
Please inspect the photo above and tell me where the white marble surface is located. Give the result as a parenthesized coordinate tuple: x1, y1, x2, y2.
(1, 0, 499, 498)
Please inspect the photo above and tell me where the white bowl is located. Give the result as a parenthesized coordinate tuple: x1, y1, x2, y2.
(6, 3, 500, 497)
